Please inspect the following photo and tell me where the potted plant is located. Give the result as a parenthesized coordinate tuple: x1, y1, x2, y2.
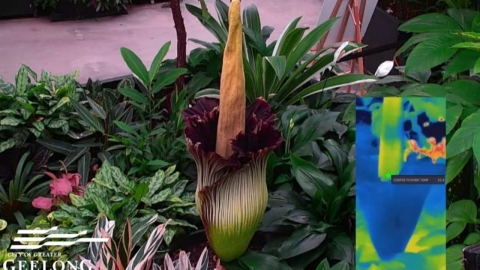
(0, 0, 35, 19)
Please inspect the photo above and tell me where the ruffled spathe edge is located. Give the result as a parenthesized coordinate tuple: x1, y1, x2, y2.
(183, 97, 283, 168)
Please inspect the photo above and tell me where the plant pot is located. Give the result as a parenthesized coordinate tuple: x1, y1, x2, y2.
(362, 6, 410, 75)
(0, 0, 34, 19)
(49, 1, 128, 22)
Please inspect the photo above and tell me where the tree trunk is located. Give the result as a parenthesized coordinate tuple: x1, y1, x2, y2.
(169, 0, 187, 90)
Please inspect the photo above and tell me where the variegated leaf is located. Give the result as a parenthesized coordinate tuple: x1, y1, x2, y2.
(126, 220, 170, 270)
(194, 248, 209, 270)
(163, 253, 176, 270)
(131, 214, 158, 247)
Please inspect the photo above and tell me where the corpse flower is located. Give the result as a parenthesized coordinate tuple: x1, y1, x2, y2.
(182, 0, 283, 262)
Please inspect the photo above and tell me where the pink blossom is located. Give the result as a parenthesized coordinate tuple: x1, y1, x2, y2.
(65, 173, 81, 188)
(92, 164, 99, 173)
(50, 177, 73, 196)
(32, 197, 53, 211)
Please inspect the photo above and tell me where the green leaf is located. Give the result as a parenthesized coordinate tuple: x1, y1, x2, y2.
(446, 244, 465, 269)
(447, 199, 477, 222)
(0, 117, 22, 126)
(443, 80, 480, 105)
(113, 120, 139, 137)
(194, 88, 220, 99)
(331, 261, 350, 270)
(277, 226, 326, 259)
(265, 56, 287, 79)
(447, 150, 472, 184)
(396, 32, 451, 58)
(15, 65, 30, 94)
(238, 251, 292, 270)
(293, 112, 340, 151)
(398, 13, 462, 33)
(285, 17, 339, 72)
(474, 57, 480, 74)
(120, 47, 150, 87)
(316, 259, 330, 270)
(149, 42, 171, 82)
(37, 138, 74, 155)
(64, 147, 89, 168)
(445, 50, 480, 77)
(147, 189, 172, 205)
(464, 232, 480, 245)
(447, 108, 480, 158)
(327, 234, 353, 264)
(287, 74, 376, 105)
(447, 105, 463, 135)
(87, 97, 107, 120)
(118, 88, 149, 105)
(405, 34, 464, 74)
(152, 68, 188, 93)
(78, 152, 91, 186)
(71, 99, 105, 133)
(290, 154, 335, 201)
(447, 221, 466, 242)
(147, 160, 169, 168)
(92, 196, 114, 220)
(452, 42, 480, 50)
(134, 182, 149, 203)
(447, 8, 479, 31)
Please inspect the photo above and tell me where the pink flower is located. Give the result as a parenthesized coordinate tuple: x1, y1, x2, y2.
(50, 177, 73, 196)
(32, 197, 53, 211)
(92, 164, 99, 173)
(65, 173, 81, 188)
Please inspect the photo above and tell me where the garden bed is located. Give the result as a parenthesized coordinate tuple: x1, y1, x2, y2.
(49, 1, 128, 22)
(0, 0, 34, 20)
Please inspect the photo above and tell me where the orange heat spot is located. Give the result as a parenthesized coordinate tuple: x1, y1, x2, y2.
(404, 137, 446, 163)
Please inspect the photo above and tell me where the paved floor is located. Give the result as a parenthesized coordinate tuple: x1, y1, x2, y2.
(0, 0, 322, 84)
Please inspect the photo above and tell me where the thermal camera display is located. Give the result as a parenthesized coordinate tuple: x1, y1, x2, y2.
(355, 97, 446, 270)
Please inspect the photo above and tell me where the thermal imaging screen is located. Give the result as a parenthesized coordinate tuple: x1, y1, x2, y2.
(355, 97, 446, 270)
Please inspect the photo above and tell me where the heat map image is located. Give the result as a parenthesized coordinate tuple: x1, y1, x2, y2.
(355, 97, 446, 270)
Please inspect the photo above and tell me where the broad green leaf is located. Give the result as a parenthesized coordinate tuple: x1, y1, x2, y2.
(277, 226, 326, 259)
(447, 8, 479, 31)
(447, 199, 477, 222)
(15, 65, 30, 94)
(237, 251, 292, 270)
(443, 80, 480, 105)
(293, 112, 340, 152)
(285, 17, 339, 72)
(37, 138, 74, 155)
(149, 42, 171, 82)
(396, 32, 452, 57)
(474, 57, 480, 74)
(464, 232, 480, 245)
(446, 244, 465, 270)
(134, 182, 149, 203)
(452, 42, 480, 50)
(118, 88, 148, 106)
(447, 221, 466, 242)
(194, 88, 220, 99)
(120, 47, 150, 86)
(327, 234, 354, 264)
(444, 50, 480, 77)
(147, 170, 165, 197)
(290, 154, 335, 201)
(185, 3, 228, 44)
(77, 152, 91, 186)
(286, 74, 376, 105)
(447, 108, 480, 158)
(87, 97, 107, 120)
(330, 261, 350, 270)
(0, 117, 22, 126)
(64, 147, 89, 167)
(405, 34, 464, 74)
(264, 56, 287, 80)
(113, 120, 139, 137)
(398, 13, 462, 33)
(447, 104, 463, 135)
(152, 68, 188, 93)
(71, 99, 105, 133)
